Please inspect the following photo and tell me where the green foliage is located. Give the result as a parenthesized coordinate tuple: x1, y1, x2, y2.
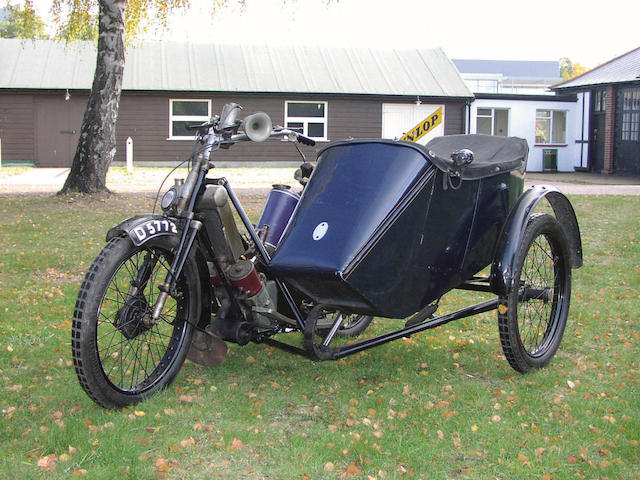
(0, 192, 639, 479)
(55, 12, 98, 41)
(560, 56, 589, 81)
(0, 0, 48, 39)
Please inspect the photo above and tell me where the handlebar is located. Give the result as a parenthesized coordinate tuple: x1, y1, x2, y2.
(296, 134, 316, 147)
(226, 128, 315, 146)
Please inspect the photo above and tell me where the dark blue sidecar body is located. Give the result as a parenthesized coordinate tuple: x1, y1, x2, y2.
(268, 137, 528, 318)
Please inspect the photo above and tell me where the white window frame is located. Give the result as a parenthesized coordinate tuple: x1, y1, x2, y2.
(169, 99, 212, 140)
(284, 101, 328, 141)
(535, 109, 567, 145)
(476, 107, 509, 136)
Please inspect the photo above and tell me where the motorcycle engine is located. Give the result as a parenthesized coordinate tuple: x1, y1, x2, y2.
(227, 259, 277, 329)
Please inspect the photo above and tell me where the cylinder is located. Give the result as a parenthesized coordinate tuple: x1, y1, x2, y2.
(227, 259, 263, 297)
(257, 185, 300, 249)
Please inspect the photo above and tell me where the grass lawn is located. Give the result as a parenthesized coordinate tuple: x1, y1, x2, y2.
(0, 192, 638, 479)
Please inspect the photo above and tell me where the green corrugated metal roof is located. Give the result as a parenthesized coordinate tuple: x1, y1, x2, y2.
(0, 39, 472, 98)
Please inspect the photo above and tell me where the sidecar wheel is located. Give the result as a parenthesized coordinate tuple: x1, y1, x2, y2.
(316, 312, 373, 338)
(71, 235, 199, 409)
(498, 214, 571, 373)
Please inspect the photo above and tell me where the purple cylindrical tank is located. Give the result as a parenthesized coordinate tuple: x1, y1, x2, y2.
(257, 185, 300, 249)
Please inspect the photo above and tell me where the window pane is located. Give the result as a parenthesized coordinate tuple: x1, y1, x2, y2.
(308, 123, 325, 138)
(288, 102, 325, 118)
(494, 109, 508, 136)
(552, 111, 567, 143)
(477, 108, 492, 116)
(477, 117, 492, 135)
(536, 119, 550, 144)
(173, 101, 208, 116)
(286, 122, 304, 134)
(172, 121, 196, 137)
(536, 109, 551, 118)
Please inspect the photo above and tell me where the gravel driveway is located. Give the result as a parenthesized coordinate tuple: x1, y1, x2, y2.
(1, 168, 639, 195)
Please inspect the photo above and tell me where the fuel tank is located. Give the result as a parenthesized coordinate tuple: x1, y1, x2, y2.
(268, 139, 523, 318)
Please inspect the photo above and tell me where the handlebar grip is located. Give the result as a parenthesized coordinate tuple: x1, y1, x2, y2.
(297, 134, 316, 146)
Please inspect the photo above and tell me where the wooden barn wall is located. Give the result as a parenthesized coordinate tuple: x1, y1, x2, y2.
(0, 93, 36, 163)
(0, 91, 467, 167)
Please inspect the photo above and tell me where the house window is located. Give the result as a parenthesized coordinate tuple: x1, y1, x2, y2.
(621, 87, 640, 141)
(594, 90, 606, 112)
(169, 99, 211, 139)
(535, 109, 567, 144)
(476, 108, 509, 136)
(285, 101, 328, 140)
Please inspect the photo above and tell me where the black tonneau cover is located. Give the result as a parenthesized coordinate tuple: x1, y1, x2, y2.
(422, 134, 529, 180)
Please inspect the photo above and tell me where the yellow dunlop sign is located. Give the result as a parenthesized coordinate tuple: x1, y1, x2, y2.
(400, 107, 443, 143)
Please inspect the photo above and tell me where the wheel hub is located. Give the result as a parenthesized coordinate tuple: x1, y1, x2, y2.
(114, 293, 152, 340)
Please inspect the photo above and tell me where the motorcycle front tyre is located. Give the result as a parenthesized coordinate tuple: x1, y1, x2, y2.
(71, 235, 199, 409)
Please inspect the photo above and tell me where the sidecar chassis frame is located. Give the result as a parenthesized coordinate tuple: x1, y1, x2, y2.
(217, 178, 508, 361)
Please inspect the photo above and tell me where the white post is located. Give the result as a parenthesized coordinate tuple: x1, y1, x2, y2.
(126, 137, 133, 173)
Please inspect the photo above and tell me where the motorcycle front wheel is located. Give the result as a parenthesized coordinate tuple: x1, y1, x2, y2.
(71, 235, 199, 409)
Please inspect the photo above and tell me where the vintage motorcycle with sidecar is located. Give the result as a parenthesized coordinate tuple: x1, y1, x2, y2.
(71, 103, 582, 409)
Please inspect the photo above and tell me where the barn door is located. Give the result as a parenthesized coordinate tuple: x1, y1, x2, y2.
(382, 103, 445, 145)
(36, 96, 85, 167)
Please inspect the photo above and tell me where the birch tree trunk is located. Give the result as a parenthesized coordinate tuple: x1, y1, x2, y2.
(59, 0, 127, 194)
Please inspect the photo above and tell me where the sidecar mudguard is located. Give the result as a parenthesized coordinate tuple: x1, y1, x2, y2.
(490, 185, 583, 296)
(106, 214, 179, 246)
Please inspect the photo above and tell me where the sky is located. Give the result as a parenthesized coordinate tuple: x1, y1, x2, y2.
(27, 0, 640, 69)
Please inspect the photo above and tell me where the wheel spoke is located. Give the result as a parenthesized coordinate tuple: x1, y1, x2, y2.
(518, 232, 557, 355)
(91, 243, 189, 394)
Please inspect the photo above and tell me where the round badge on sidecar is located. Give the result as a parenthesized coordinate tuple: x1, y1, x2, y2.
(313, 222, 329, 241)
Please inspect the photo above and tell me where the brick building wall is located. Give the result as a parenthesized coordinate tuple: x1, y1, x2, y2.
(603, 85, 616, 173)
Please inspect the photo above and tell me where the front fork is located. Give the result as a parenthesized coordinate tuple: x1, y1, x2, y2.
(145, 219, 202, 326)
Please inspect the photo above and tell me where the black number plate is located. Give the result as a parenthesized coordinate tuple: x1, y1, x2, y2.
(129, 219, 178, 246)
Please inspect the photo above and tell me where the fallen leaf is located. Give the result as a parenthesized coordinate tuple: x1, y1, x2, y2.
(568, 454, 580, 464)
(324, 462, 335, 471)
(37, 454, 57, 471)
(437, 430, 444, 439)
(231, 438, 244, 450)
(518, 453, 530, 466)
(180, 437, 195, 448)
(343, 463, 362, 477)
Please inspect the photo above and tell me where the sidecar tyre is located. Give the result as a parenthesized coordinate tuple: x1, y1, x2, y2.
(71, 235, 199, 409)
(316, 312, 373, 338)
(498, 214, 571, 373)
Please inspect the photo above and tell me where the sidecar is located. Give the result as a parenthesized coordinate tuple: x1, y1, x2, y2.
(269, 135, 582, 320)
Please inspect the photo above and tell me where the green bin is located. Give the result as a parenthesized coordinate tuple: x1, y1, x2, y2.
(543, 149, 558, 172)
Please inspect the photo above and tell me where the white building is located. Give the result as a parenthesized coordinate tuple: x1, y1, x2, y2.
(454, 59, 589, 172)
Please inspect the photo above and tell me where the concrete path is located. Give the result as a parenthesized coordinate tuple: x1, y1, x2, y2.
(1, 168, 640, 195)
